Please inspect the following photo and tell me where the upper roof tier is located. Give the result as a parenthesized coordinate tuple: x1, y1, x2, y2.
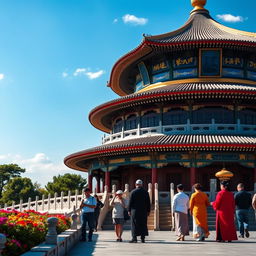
(109, 0, 256, 96)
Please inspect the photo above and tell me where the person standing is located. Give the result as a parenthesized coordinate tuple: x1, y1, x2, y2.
(128, 179, 151, 243)
(190, 183, 210, 241)
(80, 188, 97, 242)
(94, 194, 104, 232)
(211, 181, 237, 242)
(110, 190, 128, 242)
(234, 183, 252, 238)
(172, 184, 189, 241)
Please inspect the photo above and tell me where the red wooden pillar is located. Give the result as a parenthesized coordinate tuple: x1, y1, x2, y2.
(88, 173, 93, 191)
(152, 168, 158, 187)
(190, 167, 196, 187)
(96, 176, 101, 193)
(105, 171, 110, 192)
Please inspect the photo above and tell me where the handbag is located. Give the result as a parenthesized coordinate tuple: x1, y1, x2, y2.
(123, 208, 130, 221)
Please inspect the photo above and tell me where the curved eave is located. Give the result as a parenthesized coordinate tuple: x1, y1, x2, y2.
(64, 135, 256, 172)
(109, 39, 256, 96)
(89, 82, 256, 133)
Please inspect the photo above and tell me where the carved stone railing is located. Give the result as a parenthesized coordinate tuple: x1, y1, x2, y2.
(170, 183, 175, 231)
(97, 185, 110, 231)
(148, 183, 153, 204)
(0, 190, 87, 215)
(102, 120, 256, 144)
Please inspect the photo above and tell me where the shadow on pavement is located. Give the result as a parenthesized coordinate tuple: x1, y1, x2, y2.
(68, 234, 99, 256)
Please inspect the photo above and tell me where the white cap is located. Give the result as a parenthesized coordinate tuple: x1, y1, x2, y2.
(135, 179, 143, 185)
(116, 190, 123, 195)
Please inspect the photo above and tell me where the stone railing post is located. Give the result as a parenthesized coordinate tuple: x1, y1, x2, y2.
(97, 185, 109, 231)
(112, 184, 116, 195)
(71, 211, 78, 230)
(19, 199, 23, 212)
(28, 197, 31, 210)
(35, 196, 39, 212)
(0, 234, 6, 256)
(47, 194, 51, 211)
(210, 179, 217, 202)
(4, 203, 7, 210)
(42, 194, 45, 211)
(68, 190, 71, 209)
(170, 183, 175, 231)
(11, 201, 15, 210)
(75, 190, 78, 209)
(45, 217, 58, 244)
(148, 183, 153, 205)
(154, 183, 160, 231)
(54, 192, 58, 211)
(123, 184, 129, 199)
(60, 191, 64, 210)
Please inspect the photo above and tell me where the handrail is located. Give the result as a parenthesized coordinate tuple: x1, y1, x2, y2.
(154, 183, 160, 231)
(148, 183, 153, 205)
(97, 185, 110, 231)
(170, 183, 175, 231)
(102, 122, 256, 144)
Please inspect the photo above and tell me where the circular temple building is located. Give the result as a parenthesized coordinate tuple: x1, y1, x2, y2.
(65, 0, 256, 192)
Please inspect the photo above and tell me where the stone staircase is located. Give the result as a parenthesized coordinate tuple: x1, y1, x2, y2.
(102, 206, 155, 230)
(159, 203, 172, 231)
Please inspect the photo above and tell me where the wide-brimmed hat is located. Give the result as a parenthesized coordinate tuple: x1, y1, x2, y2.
(116, 190, 123, 195)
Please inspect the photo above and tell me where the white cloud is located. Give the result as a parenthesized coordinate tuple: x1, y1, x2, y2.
(122, 14, 148, 26)
(62, 72, 68, 78)
(216, 14, 245, 23)
(85, 70, 105, 80)
(113, 18, 118, 24)
(73, 68, 105, 79)
(0, 73, 5, 80)
(73, 68, 87, 77)
(0, 153, 78, 187)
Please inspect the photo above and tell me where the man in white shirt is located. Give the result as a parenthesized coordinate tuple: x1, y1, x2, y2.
(80, 188, 97, 242)
(172, 184, 189, 241)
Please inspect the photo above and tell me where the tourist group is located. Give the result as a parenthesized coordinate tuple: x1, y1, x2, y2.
(79, 180, 256, 243)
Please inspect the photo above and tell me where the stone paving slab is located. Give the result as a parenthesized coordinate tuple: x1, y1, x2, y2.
(68, 231, 256, 256)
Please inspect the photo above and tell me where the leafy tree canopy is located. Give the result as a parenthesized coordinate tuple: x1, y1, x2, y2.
(0, 164, 25, 197)
(1, 177, 40, 204)
(45, 173, 86, 195)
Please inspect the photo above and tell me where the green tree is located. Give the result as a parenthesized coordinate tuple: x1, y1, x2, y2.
(45, 173, 86, 195)
(0, 164, 25, 197)
(1, 177, 40, 204)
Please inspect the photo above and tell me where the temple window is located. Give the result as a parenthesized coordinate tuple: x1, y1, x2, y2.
(199, 49, 222, 77)
(141, 110, 159, 128)
(113, 118, 123, 133)
(192, 107, 234, 124)
(125, 114, 138, 130)
(163, 108, 188, 125)
(239, 109, 256, 125)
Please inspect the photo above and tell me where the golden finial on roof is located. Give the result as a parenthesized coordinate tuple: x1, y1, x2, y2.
(191, 0, 207, 11)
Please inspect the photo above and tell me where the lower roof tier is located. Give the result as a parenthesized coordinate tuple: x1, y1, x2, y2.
(90, 81, 256, 132)
(64, 134, 256, 171)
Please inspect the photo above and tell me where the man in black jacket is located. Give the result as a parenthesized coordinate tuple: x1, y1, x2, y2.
(128, 179, 151, 243)
(234, 183, 252, 238)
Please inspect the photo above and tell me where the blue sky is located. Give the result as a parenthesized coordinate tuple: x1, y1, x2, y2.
(0, 0, 255, 186)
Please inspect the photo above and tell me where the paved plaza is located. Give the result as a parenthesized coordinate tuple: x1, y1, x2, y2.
(68, 231, 256, 256)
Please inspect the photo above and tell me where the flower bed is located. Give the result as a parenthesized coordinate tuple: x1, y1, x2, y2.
(0, 209, 71, 256)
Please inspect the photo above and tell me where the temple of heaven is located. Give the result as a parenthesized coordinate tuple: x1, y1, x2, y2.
(65, 0, 256, 192)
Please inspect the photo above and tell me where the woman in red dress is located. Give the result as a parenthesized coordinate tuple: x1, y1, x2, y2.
(211, 181, 238, 242)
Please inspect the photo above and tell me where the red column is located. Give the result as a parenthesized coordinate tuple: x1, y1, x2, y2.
(88, 173, 93, 191)
(190, 167, 196, 187)
(152, 168, 158, 187)
(105, 171, 110, 192)
(96, 176, 101, 193)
